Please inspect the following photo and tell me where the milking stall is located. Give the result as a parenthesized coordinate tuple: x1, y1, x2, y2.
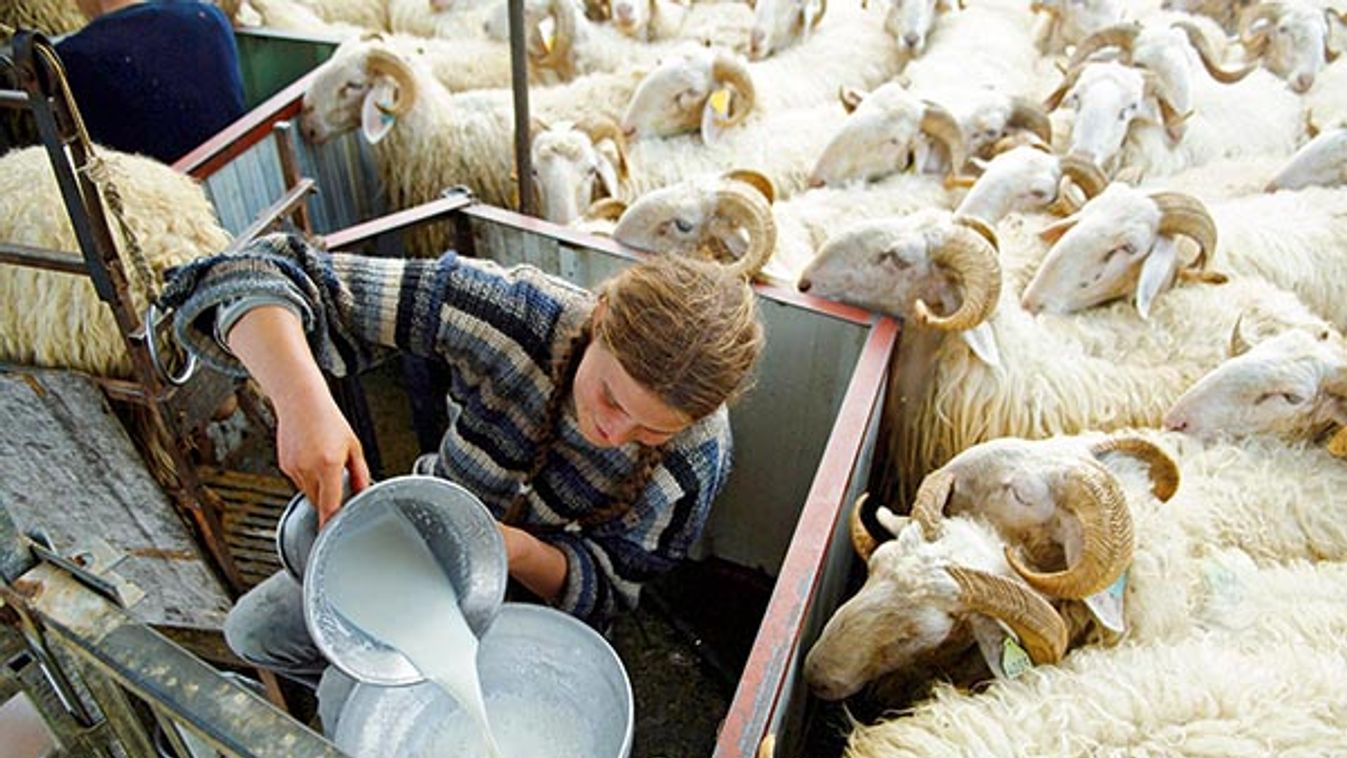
(2, 0, 1347, 754)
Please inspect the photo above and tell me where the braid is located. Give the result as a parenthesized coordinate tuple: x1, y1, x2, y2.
(578, 443, 666, 528)
(502, 316, 592, 525)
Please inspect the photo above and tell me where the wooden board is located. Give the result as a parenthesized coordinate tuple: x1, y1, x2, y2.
(0, 368, 230, 630)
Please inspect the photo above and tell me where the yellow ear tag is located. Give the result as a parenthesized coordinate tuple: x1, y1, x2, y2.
(1328, 427, 1347, 457)
(539, 17, 556, 53)
(709, 88, 732, 120)
(1000, 636, 1033, 679)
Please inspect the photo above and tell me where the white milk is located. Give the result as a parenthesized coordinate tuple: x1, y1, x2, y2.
(411, 691, 593, 758)
(324, 511, 503, 758)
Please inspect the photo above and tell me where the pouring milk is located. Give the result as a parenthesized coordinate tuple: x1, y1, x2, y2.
(325, 509, 504, 758)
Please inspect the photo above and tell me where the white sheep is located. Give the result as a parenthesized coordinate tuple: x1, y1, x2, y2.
(746, 0, 827, 59)
(0, 0, 87, 37)
(1239, 0, 1345, 93)
(608, 0, 756, 53)
(1164, 323, 1347, 449)
(797, 207, 1327, 499)
(1020, 182, 1347, 331)
(1030, 0, 1126, 54)
(1266, 124, 1347, 190)
(0, 145, 231, 378)
(279, 0, 389, 31)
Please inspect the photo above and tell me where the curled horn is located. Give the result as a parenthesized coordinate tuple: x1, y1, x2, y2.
(1007, 97, 1053, 145)
(920, 101, 966, 177)
(1006, 461, 1134, 599)
(713, 182, 777, 278)
(365, 49, 419, 117)
(909, 469, 954, 540)
(712, 55, 757, 129)
(1239, 2, 1283, 57)
(1090, 437, 1180, 502)
(914, 216, 1002, 331)
(810, 0, 827, 28)
(582, 197, 628, 222)
(724, 169, 776, 204)
(1052, 154, 1108, 214)
(1067, 22, 1141, 69)
(1151, 192, 1217, 272)
(1172, 21, 1258, 83)
(578, 117, 629, 177)
(945, 566, 1070, 665)
(1043, 66, 1084, 111)
(850, 493, 879, 561)
(1325, 9, 1344, 63)
(1228, 312, 1251, 357)
(534, 0, 576, 72)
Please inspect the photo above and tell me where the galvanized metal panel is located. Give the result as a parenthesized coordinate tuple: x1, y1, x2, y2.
(465, 216, 871, 574)
(0, 369, 231, 630)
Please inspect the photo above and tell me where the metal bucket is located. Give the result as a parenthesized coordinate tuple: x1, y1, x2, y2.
(297, 475, 508, 685)
(332, 603, 633, 758)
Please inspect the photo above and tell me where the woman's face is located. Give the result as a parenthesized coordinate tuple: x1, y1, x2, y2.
(573, 339, 692, 448)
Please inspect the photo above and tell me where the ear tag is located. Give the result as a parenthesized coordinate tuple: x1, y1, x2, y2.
(539, 16, 557, 53)
(1000, 632, 1034, 679)
(709, 88, 732, 120)
(361, 81, 399, 145)
(1084, 568, 1127, 633)
(1327, 427, 1347, 457)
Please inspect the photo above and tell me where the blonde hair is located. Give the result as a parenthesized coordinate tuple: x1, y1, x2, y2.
(504, 255, 764, 528)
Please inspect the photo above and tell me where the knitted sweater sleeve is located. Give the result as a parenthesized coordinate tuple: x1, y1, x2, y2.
(162, 232, 582, 380)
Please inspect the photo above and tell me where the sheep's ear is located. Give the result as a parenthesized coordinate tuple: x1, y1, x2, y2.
(839, 86, 866, 114)
(1135, 235, 1179, 320)
(360, 80, 399, 145)
(961, 322, 1002, 369)
(595, 156, 621, 199)
(700, 88, 733, 145)
(968, 615, 1030, 681)
(874, 505, 909, 537)
(1038, 215, 1077, 243)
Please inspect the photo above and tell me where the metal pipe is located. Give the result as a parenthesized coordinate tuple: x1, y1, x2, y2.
(508, 0, 535, 217)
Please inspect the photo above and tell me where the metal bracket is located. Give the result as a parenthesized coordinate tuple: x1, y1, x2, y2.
(25, 532, 144, 609)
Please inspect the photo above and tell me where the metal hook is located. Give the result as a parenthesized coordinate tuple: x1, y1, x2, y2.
(143, 302, 197, 386)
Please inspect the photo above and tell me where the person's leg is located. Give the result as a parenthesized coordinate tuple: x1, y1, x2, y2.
(223, 572, 327, 688)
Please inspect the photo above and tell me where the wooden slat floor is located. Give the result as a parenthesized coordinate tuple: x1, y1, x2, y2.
(200, 467, 294, 590)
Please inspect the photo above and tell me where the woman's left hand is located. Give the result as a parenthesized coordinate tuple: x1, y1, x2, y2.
(496, 523, 568, 602)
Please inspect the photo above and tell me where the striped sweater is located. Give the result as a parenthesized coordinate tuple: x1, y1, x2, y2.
(163, 233, 734, 629)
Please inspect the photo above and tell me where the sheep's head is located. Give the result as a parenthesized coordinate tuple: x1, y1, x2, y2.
(749, 0, 826, 59)
(804, 514, 1068, 701)
(953, 147, 1105, 223)
(1032, 0, 1126, 48)
(1021, 185, 1217, 317)
(961, 93, 1053, 161)
(909, 435, 1177, 599)
(883, 0, 943, 58)
(810, 83, 963, 186)
(1165, 324, 1347, 442)
(612, 170, 777, 278)
(1241, 1, 1344, 93)
(611, 0, 655, 35)
(1266, 126, 1347, 191)
(799, 212, 1001, 330)
(300, 41, 419, 146)
(1045, 62, 1187, 172)
(620, 49, 756, 143)
(531, 119, 627, 224)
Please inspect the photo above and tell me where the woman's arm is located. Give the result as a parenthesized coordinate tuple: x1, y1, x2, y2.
(499, 524, 568, 601)
(226, 305, 371, 525)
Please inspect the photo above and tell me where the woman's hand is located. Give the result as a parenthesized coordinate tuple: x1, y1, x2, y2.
(497, 523, 568, 602)
(226, 305, 371, 525)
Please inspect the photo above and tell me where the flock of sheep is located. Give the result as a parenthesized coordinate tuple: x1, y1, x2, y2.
(4, 0, 1347, 754)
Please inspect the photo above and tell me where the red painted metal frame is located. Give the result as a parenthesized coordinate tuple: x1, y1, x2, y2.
(713, 316, 900, 758)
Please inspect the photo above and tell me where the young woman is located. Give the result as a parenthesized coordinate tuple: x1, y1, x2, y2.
(162, 231, 765, 701)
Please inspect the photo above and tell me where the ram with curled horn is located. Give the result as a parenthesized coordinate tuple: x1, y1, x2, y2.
(803, 488, 1070, 701)
(810, 83, 966, 186)
(1240, 1, 1344, 92)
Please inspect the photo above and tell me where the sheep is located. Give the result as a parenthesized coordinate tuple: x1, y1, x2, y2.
(1266, 124, 1347, 190)
(1159, 0, 1256, 33)
(804, 511, 1072, 702)
(746, 0, 827, 59)
(1019, 182, 1347, 330)
(1045, 50, 1306, 180)
(278, 0, 389, 31)
(226, 0, 371, 37)
(875, 0, 966, 65)
(796, 208, 1327, 500)
(1239, 0, 1346, 93)
(608, 0, 756, 53)
(843, 616, 1347, 757)
(387, 0, 511, 38)
(1030, 0, 1126, 54)
(0, 145, 231, 378)
(0, 0, 86, 37)
(1164, 323, 1347, 449)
